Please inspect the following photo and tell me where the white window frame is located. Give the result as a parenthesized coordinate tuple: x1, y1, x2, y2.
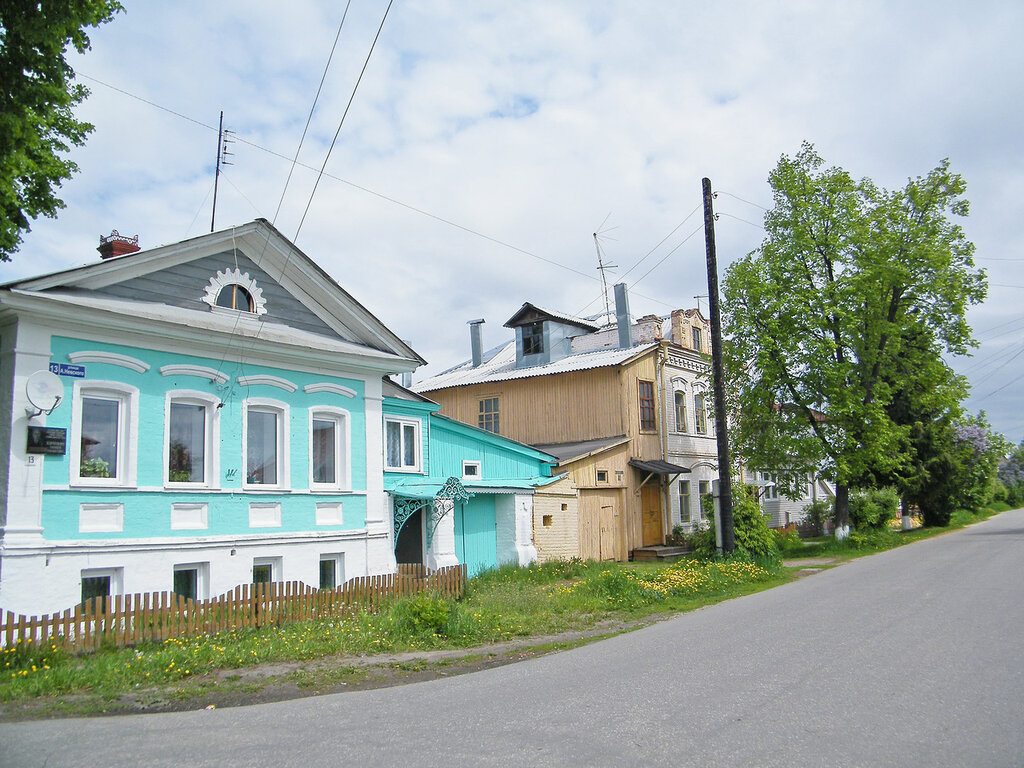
(462, 460, 482, 480)
(80, 567, 124, 602)
(384, 416, 422, 472)
(172, 562, 210, 601)
(70, 380, 138, 487)
(164, 390, 220, 489)
(243, 398, 290, 490)
(252, 556, 281, 583)
(674, 389, 688, 433)
(319, 553, 345, 590)
(694, 392, 708, 435)
(309, 407, 351, 491)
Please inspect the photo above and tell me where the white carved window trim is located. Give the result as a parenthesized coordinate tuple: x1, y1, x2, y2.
(163, 390, 221, 489)
(242, 397, 290, 489)
(67, 351, 150, 373)
(309, 407, 351, 491)
(70, 380, 139, 487)
(201, 267, 268, 316)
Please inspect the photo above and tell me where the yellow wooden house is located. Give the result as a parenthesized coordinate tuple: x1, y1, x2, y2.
(414, 287, 711, 561)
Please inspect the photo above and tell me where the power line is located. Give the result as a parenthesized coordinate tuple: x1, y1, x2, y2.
(716, 190, 768, 211)
(273, 0, 353, 226)
(716, 211, 763, 229)
(76, 72, 671, 304)
(293, 0, 393, 244)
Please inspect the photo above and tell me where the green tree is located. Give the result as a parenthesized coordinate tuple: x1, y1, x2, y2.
(722, 143, 985, 535)
(0, 1, 122, 260)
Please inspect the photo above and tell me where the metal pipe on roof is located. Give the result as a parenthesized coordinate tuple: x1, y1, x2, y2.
(468, 319, 485, 367)
(613, 283, 631, 349)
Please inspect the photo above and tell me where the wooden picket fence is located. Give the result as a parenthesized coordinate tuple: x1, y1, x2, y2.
(1, 563, 465, 653)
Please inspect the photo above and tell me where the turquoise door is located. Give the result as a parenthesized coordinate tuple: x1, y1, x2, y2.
(454, 496, 498, 577)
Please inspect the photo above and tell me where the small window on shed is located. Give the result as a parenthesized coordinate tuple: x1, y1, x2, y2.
(542, 515, 553, 527)
(596, 469, 608, 483)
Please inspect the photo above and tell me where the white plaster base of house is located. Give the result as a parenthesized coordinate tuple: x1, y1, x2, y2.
(426, 499, 459, 571)
(0, 529, 393, 617)
(495, 493, 538, 567)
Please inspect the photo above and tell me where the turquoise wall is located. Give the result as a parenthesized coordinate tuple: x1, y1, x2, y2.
(40, 336, 368, 539)
(454, 497, 498, 577)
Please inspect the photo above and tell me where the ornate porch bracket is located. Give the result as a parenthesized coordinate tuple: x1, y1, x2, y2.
(392, 476, 473, 550)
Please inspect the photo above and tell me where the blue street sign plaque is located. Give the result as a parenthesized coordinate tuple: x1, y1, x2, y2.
(49, 362, 86, 378)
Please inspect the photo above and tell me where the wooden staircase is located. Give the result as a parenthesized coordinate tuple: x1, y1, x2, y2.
(631, 545, 691, 562)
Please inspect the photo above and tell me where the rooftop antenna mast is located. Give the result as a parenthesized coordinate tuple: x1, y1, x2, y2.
(211, 111, 235, 232)
(593, 232, 617, 325)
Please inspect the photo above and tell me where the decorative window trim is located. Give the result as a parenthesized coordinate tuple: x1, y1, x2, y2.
(79, 503, 124, 533)
(242, 398, 290, 490)
(674, 390, 688, 433)
(462, 460, 482, 480)
(69, 380, 139, 487)
(201, 268, 268, 315)
(309, 407, 351, 491)
(237, 374, 298, 393)
(159, 364, 230, 385)
(384, 416, 422, 472)
(304, 383, 357, 398)
(67, 351, 150, 373)
(163, 390, 220, 489)
(249, 502, 282, 528)
(171, 502, 209, 530)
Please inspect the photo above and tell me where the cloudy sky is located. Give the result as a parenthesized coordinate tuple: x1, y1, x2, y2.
(12, 1, 1024, 442)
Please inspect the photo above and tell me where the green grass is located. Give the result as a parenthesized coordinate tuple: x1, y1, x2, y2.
(776, 505, 1004, 559)
(0, 557, 787, 705)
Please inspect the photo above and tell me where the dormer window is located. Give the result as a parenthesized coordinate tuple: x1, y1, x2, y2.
(202, 267, 268, 316)
(216, 284, 255, 312)
(522, 321, 544, 356)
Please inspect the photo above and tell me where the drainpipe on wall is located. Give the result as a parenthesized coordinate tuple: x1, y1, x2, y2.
(656, 343, 671, 539)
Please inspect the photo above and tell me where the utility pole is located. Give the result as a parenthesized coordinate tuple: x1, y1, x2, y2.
(702, 177, 735, 552)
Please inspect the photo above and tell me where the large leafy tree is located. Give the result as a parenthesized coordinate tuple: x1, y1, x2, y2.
(0, 1, 122, 260)
(722, 143, 985, 533)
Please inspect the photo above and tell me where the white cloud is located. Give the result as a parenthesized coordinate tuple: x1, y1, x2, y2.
(11, 0, 1024, 441)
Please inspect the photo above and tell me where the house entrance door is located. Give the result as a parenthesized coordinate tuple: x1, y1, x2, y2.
(395, 506, 424, 565)
(641, 484, 664, 547)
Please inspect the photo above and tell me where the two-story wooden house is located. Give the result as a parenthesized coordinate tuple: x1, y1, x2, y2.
(414, 286, 718, 561)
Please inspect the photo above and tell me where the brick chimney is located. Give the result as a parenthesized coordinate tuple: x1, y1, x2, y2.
(671, 309, 686, 346)
(97, 230, 140, 260)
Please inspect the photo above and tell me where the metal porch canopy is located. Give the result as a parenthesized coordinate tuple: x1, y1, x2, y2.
(390, 476, 471, 549)
(628, 459, 691, 475)
(629, 458, 691, 491)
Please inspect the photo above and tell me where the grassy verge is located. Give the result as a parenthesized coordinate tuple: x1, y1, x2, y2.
(777, 505, 1004, 559)
(0, 558, 788, 709)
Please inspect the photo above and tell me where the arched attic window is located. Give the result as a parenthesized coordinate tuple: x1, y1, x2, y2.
(216, 283, 255, 312)
(202, 267, 268, 316)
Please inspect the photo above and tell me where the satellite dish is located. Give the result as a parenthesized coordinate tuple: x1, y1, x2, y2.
(26, 370, 64, 417)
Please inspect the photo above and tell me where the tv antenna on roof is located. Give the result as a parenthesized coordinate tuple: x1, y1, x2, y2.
(593, 216, 618, 324)
(210, 111, 235, 232)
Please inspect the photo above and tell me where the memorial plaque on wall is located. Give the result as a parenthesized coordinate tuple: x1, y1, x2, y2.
(27, 426, 67, 455)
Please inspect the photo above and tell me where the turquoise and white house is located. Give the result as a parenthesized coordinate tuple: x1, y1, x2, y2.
(382, 379, 555, 577)
(0, 220, 423, 616)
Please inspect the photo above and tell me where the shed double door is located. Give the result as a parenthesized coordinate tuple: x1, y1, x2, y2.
(579, 489, 621, 561)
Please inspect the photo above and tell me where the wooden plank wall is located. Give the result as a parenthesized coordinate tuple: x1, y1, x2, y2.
(0, 564, 466, 652)
(427, 367, 624, 446)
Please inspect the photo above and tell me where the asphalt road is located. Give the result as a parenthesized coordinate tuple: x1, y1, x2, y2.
(4, 509, 1023, 768)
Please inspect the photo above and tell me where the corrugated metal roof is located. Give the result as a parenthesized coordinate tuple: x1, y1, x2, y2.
(413, 341, 658, 393)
